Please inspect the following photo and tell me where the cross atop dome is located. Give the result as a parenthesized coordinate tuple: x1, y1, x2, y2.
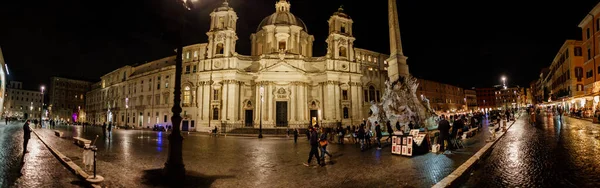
(276, 0, 291, 12)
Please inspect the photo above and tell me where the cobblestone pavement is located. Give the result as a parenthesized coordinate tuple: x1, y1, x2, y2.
(462, 112, 600, 187)
(36, 117, 501, 188)
(0, 122, 81, 188)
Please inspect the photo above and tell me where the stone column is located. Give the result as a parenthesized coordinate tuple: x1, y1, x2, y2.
(267, 82, 272, 123)
(334, 81, 341, 120)
(227, 80, 237, 121)
(358, 84, 363, 120)
(290, 83, 296, 122)
(222, 81, 229, 120)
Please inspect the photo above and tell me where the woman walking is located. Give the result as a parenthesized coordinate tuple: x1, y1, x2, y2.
(319, 128, 332, 164)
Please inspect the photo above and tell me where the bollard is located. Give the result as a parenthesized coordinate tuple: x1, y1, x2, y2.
(85, 135, 104, 184)
(92, 146, 97, 178)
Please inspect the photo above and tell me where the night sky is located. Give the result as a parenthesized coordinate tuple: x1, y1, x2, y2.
(0, 0, 598, 90)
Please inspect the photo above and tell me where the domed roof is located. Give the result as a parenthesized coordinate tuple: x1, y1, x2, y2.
(257, 12, 308, 32)
(256, 0, 307, 32)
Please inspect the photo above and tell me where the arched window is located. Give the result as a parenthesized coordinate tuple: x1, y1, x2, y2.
(213, 108, 219, 120)
(341, 24, 346, 33)
(369, 86, 375, 102)
(343, 107, 349, 119)
(216, 43, 224, 55)
(183, 86, 191, 105)
(339, 46, 347, 57)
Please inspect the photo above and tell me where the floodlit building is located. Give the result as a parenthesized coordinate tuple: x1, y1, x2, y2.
(49, 77, 92, 123)
(0, 47, 7, 117)
(86, 1, 392, 132)
(464, 89, 477, 111)
(4, 81, 42, 120)
(415, 79, 465, 113)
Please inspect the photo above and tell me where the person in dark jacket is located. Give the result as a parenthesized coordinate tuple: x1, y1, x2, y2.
(386, 121, 394, 143)
(438, 115, 452, 152)
(375, 121, 382, 150)
(358, 124, 366, 151)
(451, 116, 464, 148)
(304, 127, 321, 167)
(293, 128, 299, 143)
(23, 120, 32, 154)
(395, 121, 401, 132)
(102, 122, 107, 137)
(306, 125, 313, 140)
(337, 125, 345, 144)
(107, 122, 113, 138)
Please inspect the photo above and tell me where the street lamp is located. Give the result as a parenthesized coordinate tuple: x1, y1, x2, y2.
(125, 97, 129, 128)
(163, 0, 193, 182)
(259, 85, 264, 138)
(41, 86, 45, 127)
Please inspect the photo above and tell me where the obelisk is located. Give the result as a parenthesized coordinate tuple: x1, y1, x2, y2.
(386, 0, 409, 83)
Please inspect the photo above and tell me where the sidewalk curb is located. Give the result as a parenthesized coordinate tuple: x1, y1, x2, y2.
(31, 129, 101, 188)
(432, 114, 523, 188)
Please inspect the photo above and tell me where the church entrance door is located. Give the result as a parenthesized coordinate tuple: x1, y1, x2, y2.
(310, 110, 318, 126)
(276, 101, 288, 127)
(245, 110, 253, 127)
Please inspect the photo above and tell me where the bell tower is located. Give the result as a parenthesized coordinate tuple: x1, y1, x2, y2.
(326, 6, 355, 61)
(206, 0, 238, 58)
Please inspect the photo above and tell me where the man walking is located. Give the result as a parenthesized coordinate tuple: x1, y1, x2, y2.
(438, 115, 452, 153)
(304, 127, 321, 167)
(23, 120, 32, 154)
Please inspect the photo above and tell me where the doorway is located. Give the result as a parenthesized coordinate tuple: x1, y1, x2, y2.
(276, 101, 288, 127)
(310, 110, 318, 126)
(245, 110, 253, 127)
(182, 120, 189, 131)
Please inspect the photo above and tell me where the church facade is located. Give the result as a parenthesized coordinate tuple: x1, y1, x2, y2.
(85, 0, 390, 132)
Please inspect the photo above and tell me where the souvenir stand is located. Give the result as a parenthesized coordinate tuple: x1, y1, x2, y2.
(391, 129, 430, 156)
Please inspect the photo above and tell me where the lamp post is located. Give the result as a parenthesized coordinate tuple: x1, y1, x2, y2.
(41, 86, 45, 127)
(125, 97, 129, 129)
(259, 85, 264, 138)
(164, 0, 194, 181)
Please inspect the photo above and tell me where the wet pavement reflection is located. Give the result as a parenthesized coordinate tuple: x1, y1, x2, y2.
(38, 119, 495, 187)
(0, 122, 80, 187)
(462, 113, 600, 187)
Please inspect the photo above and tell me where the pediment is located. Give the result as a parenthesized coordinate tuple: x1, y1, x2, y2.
(260, 62, 305, 73)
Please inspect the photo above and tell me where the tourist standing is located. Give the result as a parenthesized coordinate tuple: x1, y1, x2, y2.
(375, 121, 382, 150)
(358, 124, 366, 151)
(23, 120, 31, 154)
(337, 125, 344, 144)
(293, 128, 299, 143)
(438, 115, 452, 152)
(102, 122, 107, 137)
(386, 121, 394, 143)
(107, 122, 113, 138)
